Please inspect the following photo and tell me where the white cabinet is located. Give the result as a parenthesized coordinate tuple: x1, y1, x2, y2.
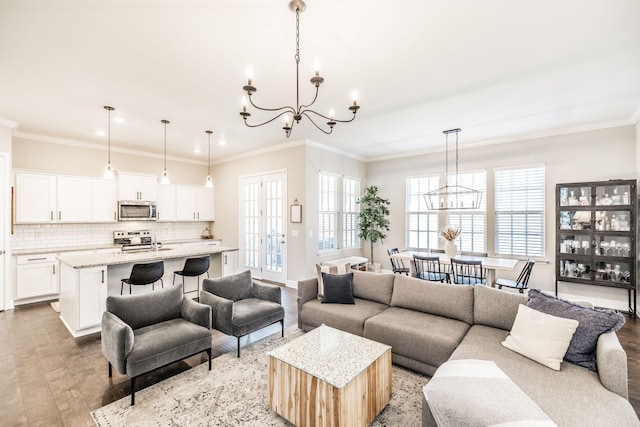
(176, 186, 214, 221)
(222, 250, 239, 277)
(15, 254, 58, 300)
(156, 185, 177, 221)
(118, 173, 157, 201)
(57, 176, 92, 222)
(59, 263, 107, 336)
(92, 179, 118, 222)
(15, 173, 57, 223)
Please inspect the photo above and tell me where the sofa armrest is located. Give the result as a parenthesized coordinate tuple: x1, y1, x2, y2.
(181, 297, 212, 330)
(252, 281, 282, 304)
(200, 290, 234, 335)
(101, 311, 134, 375)
(596, 331, 628, 399)
(297, 277, 319, 329)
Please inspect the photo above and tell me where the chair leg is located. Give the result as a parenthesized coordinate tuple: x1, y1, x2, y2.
(173, 274, 176, 286)
(129, 284, 132, 294)
(206, 348, 212, 370)
(237, 336, 241, 358)
(108, 362, 112, 377)
(281, 319, 284, 337)
(160, 278, 164, 289)
(130, 377, 136, 406)
(120, 282, 124, 295)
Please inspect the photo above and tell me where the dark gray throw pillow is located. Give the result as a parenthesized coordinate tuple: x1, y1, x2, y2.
(526, 289, 625, 371)
(321, 272, 355, 304)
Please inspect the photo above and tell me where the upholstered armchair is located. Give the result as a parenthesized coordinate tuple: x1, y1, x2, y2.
(101, 284, 212, 405)
(200, 270, 285, 357)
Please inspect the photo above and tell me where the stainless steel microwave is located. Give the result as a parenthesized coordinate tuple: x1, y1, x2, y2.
(118, 201, 157, 221)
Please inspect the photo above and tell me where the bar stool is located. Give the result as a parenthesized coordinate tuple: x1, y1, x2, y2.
(173, 256, 210, 295)
(120, 260, 165, 295)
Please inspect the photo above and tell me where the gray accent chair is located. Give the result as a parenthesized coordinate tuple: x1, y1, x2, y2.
(200, 270, 285, 357)
(101, 284, 212, 405)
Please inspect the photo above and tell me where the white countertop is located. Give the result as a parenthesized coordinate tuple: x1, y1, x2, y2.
(13, 239, 223, 256)
(57, 243, 238, 269)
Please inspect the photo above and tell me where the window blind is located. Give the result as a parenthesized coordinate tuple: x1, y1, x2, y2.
(405, 175, 440, 249)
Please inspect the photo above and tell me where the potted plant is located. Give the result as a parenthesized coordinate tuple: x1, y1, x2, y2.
(357, 185, 390, 266)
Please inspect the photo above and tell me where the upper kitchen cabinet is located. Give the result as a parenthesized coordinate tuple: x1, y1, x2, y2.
(16, 172, 116, 224)
(117, 173, 157, 201)
(57, 176, 92, 222)
(15, 172, 57, 223)
(92, 179, 117, 222)
(156, 184, 177, 222)
(176, 186, 215, 221)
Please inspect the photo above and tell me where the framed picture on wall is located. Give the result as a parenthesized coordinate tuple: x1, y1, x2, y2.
(290, 202, 302, 223)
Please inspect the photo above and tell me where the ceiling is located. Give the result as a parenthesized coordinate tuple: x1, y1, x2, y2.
(1, 0, 640, 165)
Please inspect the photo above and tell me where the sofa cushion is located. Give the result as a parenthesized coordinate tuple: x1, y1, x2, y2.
(527, 289, 625, 371)
(390, 274, 474, 324)
(202, 269, 252, 302)
(231, 297, 284, 337)
(126, 318, 212, 377)
(322, 272, 355, 304)
(473, 284, 527, 330)
(300, 297, 388, 336)
(106, 283, 183, 330)
(424, 359, 554, 427)
(450, 325, 640, 427)
(364, 307, 470, 369)
(316, 263, 351, 299)
(352, 270, 395, 305)
(502, 304, 579, 371)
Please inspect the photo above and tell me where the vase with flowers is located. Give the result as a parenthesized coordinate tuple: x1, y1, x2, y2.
(441, 227, 461, 258)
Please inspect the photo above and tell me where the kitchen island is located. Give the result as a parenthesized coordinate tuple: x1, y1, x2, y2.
(57, 243, 239, 337)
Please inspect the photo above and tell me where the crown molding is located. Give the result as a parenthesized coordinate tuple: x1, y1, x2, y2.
(13, 131, 207, 166)
(303, 139, 366, 162)
(365, 118, 639, 163)
(211, 139, 306, 165)
(0, 117, 19, 129)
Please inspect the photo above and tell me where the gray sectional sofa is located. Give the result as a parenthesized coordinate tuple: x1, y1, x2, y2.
(297, 270, 640, 426)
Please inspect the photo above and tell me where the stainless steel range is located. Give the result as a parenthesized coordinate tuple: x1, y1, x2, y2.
(113, 230, 158, 251)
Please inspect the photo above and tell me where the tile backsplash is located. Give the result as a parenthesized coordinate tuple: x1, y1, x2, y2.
(11, 222, 213, 252)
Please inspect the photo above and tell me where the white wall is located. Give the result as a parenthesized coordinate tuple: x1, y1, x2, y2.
(211, 143, 307, 285)
(304, 144, 367, 278)
(366, 125, 637, 310)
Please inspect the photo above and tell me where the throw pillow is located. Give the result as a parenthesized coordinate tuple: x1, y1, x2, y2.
(321, 272, 355, 304)
(526, 289, 625, 371)
(502, 304, 579, 371)
(315, 262, 351, 299)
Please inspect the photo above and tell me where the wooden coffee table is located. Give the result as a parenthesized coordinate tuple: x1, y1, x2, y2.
(267, 325, 392, 427)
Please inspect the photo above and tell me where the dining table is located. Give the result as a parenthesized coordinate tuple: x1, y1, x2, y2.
(389, 250, 519, 286)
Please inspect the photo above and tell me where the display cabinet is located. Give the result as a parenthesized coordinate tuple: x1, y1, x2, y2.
(556, 179, 636, 314)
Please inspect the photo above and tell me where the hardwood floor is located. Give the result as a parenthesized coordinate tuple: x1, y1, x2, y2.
(1, 288, 640, 426)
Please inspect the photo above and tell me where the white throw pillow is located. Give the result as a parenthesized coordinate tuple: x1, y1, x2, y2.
(315, 263, 351, 299)
(502, 304, 579, 371)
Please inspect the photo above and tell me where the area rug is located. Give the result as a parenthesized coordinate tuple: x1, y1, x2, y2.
(91, 328, 428, 426)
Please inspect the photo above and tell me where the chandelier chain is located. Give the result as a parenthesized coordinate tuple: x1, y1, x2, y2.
(295, 9, 300, 64)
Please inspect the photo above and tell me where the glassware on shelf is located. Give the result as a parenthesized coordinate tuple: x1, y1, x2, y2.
(581, 240, 590, 254)
(622, 242, 631, 257)
(600, 241, 610, 256)
(568, 190, 579, 206)
(578, 189, 590, 206)
(623, 191, 630, 205)
(598, 193, 613, 206)
(612, 188, 622, 205)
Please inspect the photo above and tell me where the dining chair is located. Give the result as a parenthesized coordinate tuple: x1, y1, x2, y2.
(120, 260, 165, 294)
(450, 258, 487, 286)
(413, 254, 449, 283)
(495, 259, 535, 293)
(387, 248, 410, 275)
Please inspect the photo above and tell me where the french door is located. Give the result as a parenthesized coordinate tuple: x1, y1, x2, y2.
(240, 171, 287, 283)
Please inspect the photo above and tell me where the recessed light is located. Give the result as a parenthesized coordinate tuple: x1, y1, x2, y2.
(113, 116, 125, 123)
(194, 147, 201, 154)
(96, 130, 106, 136)
(219, 139, 227, 146)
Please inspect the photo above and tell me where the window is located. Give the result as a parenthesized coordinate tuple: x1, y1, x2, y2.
(318, 172, 361, 252)
(342, 177, 360, 249)
(445, 171, 487, 253)
(405, 175, 440, 249)
(495, 165, 545, 257)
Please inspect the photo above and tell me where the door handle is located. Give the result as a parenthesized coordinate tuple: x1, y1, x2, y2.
(58, 211, 61, 220)
(50, 211, 53, 220)
(101, 270, 105, 283)
(53, 265, 56, 275)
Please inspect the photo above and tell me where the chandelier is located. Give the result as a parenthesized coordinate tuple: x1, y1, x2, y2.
(424, 128, 483, 210)
(239, 0, 360, 138)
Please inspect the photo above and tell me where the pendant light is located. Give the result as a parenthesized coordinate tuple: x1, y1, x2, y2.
(424, 128, 482, 210)
(160, 119, 170, 184)
(103, 106, 116, 179)
(204, 130, 213, 188)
